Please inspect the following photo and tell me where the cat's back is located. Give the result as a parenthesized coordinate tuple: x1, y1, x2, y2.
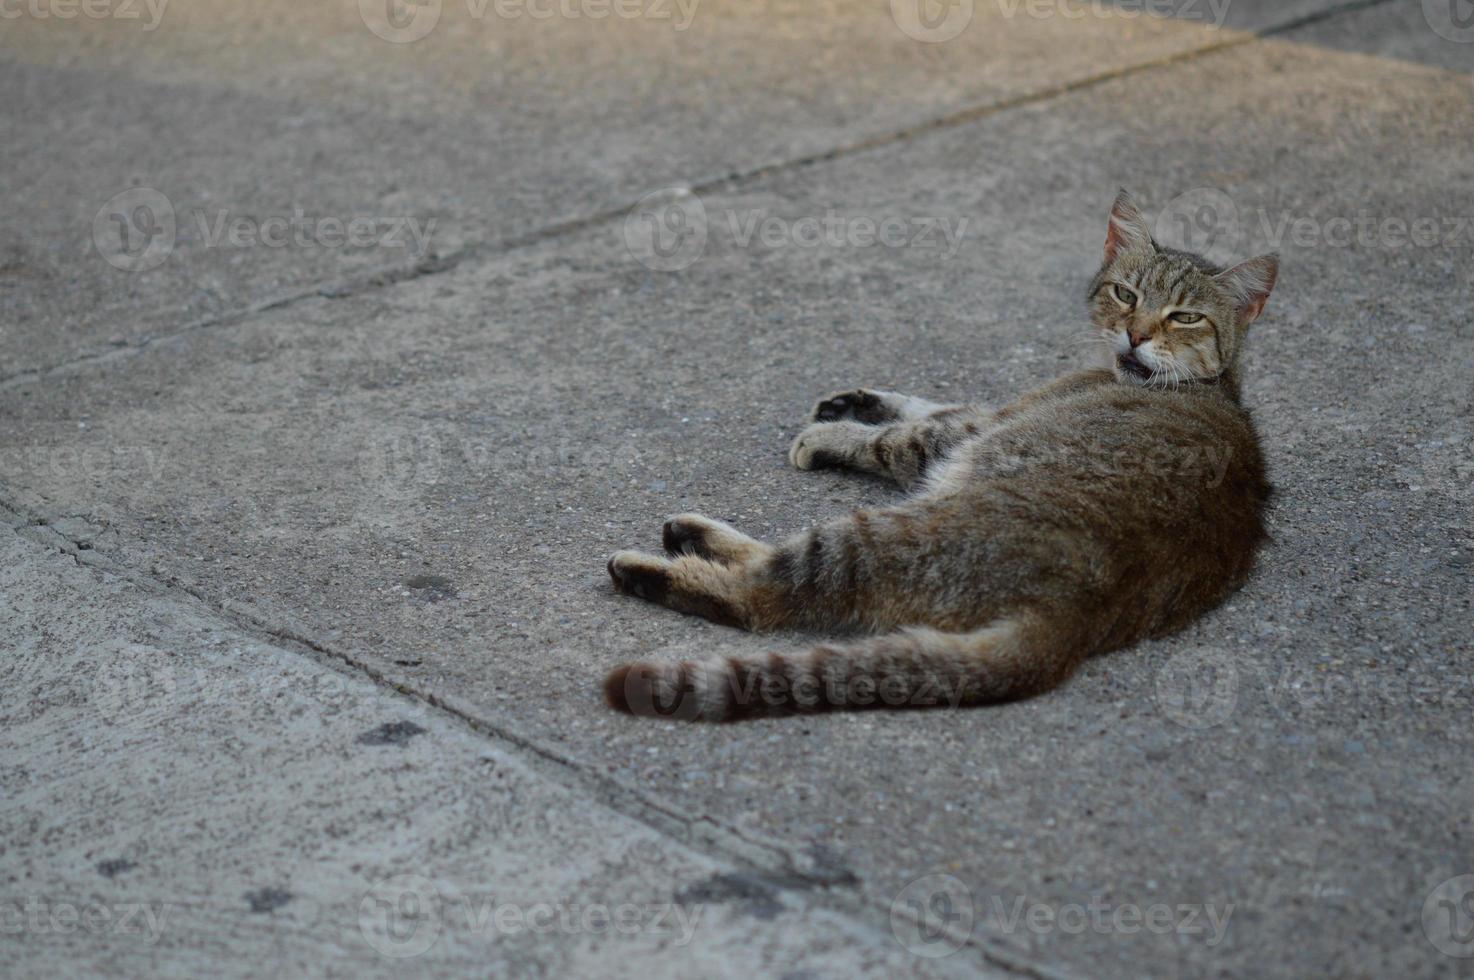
(923, 378, 1271, 637)
(937, 378, 1270, 565)
(983, 378, 1266, 498)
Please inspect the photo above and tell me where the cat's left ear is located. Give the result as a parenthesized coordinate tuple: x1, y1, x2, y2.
(1215, 254, 1279, 327)
(1104, 190, 1154, 262)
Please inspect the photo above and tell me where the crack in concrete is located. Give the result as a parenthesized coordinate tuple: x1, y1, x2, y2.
(0, 0, 1393, 395)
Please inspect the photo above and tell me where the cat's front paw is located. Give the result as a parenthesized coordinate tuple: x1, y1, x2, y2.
(789, 423, 851, 471)
(607, 551, 671, 602)
(811, 389, 895, 425)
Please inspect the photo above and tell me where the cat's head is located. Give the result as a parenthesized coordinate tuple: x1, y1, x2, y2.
(1089, 190, 1277, 388)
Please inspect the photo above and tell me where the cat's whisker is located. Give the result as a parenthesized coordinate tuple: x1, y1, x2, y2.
(1065, 335, 1113, 352)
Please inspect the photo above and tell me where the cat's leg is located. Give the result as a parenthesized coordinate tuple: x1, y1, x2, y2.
(790, 408, 990, 489)
(811, 388, 951, 425)
(611, 499, 992, 633)
(607, 547, 791, 631)
(608, 514, 784, 629)
(661, 514, 771, 565)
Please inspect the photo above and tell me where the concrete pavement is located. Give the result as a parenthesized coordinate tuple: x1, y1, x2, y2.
(0, 514, 999, 979)
(3, 1, 1472, 977)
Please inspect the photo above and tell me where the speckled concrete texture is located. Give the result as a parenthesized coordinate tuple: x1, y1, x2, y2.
(2, 1, 1471, 977)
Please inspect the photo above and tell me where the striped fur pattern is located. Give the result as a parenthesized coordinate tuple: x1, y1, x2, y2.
(604, 191, 1278, 721)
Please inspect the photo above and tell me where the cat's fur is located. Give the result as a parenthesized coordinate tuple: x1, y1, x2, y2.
(603, 191, 1277, 721)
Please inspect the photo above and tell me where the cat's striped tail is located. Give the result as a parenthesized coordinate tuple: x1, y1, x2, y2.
(602, 611, 1088, 722)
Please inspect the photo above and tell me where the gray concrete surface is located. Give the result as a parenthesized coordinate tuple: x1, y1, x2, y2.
(0, 0, 1350, 379)
(0, 518, 996, 979)
(3, 0, 1472, 977)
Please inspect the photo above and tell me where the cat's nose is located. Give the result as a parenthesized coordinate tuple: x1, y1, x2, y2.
(1127, 329, 1149, 348)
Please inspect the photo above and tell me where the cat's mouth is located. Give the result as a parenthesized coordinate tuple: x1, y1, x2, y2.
(1116, 352, 1153, 381)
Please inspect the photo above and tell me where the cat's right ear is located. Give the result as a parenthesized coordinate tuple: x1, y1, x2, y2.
(1104, 190, 1153, 263)
(1215, 253, 1279, 328)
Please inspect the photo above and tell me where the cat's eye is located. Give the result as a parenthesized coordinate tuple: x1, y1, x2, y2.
(1111, 284, 1137, 307)
(1169, 311, 1206, 325)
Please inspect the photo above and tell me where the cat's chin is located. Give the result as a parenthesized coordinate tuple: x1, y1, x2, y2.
(1115, 353, 1155, 384)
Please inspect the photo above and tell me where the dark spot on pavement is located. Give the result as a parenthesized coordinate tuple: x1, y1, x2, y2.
(357, 721, 428, 746)
(245, 887, 293, 914)
(803, 844, 860, 888)
(675, 872, 786, 920)
(96, 859, 136, 878)
(674, 854, 857, 922)
(404, 574, 456, 602)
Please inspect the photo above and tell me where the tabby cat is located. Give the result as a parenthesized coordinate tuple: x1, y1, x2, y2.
(603, 191, 1277, 721)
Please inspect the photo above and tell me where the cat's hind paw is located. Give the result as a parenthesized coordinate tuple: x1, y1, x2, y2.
(607, 551, 672, 603)
(662, 514, 766, 565)
(789, 423, 855, 471)
(811, 389, 895, 425)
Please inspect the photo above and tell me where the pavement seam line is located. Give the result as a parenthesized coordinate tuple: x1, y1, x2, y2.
(0, 0, 1394, 393)
(0, 498, 1074, 980)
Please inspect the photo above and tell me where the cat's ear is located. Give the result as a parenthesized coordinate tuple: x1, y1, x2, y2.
(1104, 190, 1153, 262)
(1215, 254, 1279, 327)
